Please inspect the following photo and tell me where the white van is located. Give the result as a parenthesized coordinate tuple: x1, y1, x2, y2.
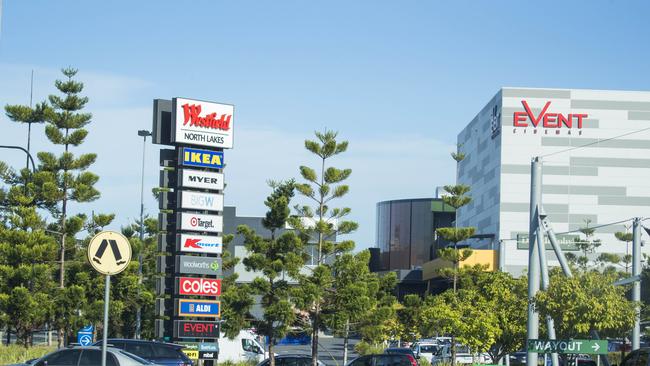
(218, 330, 268, 364)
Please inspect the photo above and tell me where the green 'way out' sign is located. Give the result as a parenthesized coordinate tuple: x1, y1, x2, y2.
(527, 340, 608, 355)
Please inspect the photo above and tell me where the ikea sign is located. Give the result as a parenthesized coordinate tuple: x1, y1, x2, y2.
(179, 147, 224, 169)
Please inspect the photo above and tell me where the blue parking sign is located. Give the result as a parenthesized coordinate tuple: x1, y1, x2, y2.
(77, 325, 94, 346)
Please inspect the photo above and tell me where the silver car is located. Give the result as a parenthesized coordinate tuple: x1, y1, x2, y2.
(14, 346, 161, 366)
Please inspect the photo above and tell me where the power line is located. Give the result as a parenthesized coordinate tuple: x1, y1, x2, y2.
(541, 126, 650, 158)
(552, 218, 635, 235)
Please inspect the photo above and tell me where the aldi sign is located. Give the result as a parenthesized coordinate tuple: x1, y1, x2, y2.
(177, 234, 222, 254)
(172, 97, 234, 149)
(177, 255, 222, 276)
(174, 320, 220, 338)
(179, 169, 224, 191)
(179, 147, 224, 169)
(177, 213, 223, 233)
(178, 299, 221, 317)
(179, 191, 224, 212)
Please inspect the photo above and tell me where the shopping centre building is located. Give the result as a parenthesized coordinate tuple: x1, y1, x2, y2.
(456, 87, 650, 275)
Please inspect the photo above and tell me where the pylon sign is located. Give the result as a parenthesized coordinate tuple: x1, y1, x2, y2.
(152, 97, 229, 352)
(87, 231, 132, 275)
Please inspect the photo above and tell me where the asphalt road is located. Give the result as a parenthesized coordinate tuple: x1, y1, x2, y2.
(275, 337, 361, 366)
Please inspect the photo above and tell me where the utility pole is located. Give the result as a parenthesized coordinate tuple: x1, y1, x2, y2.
(526, 157, 541, 366)
(135, 129, 151, 339)
(632, 218, 641, 350)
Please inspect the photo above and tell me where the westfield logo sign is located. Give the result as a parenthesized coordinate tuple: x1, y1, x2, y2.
(513, 100, 588, 129)
(182, 103, 231, 131)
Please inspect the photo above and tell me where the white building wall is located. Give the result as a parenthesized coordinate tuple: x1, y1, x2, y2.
(458, 87, 650, 275)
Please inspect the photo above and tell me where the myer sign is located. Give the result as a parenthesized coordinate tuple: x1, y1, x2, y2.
(179, 169, 224, 190)
(179, 191, 224, 212)
(177, 213, 223, 233)
(172, 97, 234, 149)
(176, 255, 222, 276)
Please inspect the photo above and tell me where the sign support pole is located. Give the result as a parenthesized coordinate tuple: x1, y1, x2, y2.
(526, 157, 541, 366)
(632, 217, 641, 350)
(102, 275, 110, 366)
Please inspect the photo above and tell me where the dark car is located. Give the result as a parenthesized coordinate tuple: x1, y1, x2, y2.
(385, 348, 419, 365)
(348, 354, 418, 366)
(256, 354, 325, 366)
(93, 339, 193, 366)
(619, 348, 650, 366)
(11, 346, 157, 366)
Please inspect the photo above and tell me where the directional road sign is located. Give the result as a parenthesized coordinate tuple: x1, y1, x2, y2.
(527, 339, 608, 355)
(87, 231, 132, 275)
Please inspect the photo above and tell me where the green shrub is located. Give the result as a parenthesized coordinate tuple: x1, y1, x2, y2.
(219, 361, 258, 366)
(354, 341, 385, 356)
(0, 345, 56, 365)
(419, 357, 432, 366)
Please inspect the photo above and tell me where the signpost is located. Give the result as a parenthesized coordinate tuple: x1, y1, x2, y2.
(527, 340, 608, 355)
(87, 231, 132, 366)
(77, 325, 94, 346)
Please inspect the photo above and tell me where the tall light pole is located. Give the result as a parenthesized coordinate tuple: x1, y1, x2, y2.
(136, 129, 151, 339)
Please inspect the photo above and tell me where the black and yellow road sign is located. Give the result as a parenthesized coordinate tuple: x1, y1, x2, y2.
(87, 231, 132, 275)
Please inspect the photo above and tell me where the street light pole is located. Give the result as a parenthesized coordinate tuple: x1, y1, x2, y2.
(136, 129, 151, 339)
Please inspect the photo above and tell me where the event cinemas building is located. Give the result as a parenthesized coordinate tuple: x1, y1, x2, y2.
(456, 87, 650, 275)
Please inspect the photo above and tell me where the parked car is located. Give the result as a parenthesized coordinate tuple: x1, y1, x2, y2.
(347, 354, 418, 366)
(256, 354, 326, 366)
(219, 330, 269, 364)
(12, 346, 158, 366)
(618, 348, 650, 366)
(385, 348, 420, 366)
(93, 339, 193, 366)
(432, 344, 488, 365)
(412, 342, 441, 363)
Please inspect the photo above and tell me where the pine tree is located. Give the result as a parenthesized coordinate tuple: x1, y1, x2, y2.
(435, 145, 476, 366)
(292, 130, 357, 366)
(37, 67, 100, 346)
(233, 180, 307, 366)
(324, 250, 378, 364)
(572, 219, 602, 271)
(5, 84, 48, 172)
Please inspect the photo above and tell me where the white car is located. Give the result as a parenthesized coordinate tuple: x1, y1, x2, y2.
(19, 346, 161, 366)
(413, 342, 442, 363)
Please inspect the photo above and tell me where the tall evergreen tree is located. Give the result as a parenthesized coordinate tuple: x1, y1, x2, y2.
(37, 67, 100, 345)
(292, 130, 357, 366)
(5, 99, 48, 171)
(234, 180, 307, 366)
(324, 250, 378, 365)
(435, 145, 476, 366)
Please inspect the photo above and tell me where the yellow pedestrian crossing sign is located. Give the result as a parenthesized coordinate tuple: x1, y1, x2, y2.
(87, 231, 132, 275)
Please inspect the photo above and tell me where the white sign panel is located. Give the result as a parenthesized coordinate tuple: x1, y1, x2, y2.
(177, 234, 223, 254)
(177, 212, 223, 233)
(172, 97, 234, 149)
(179, 169, 224, 191)
(179, 191, 224, 212)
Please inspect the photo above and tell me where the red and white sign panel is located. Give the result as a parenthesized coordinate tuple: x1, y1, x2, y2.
(172, 97, 234, 149)
(177, 277, 222, 297)
(177, 234, 223, 254)
(177, 212, 223, 233)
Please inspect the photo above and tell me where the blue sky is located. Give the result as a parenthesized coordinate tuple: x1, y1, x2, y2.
(1, 1, 650, 248)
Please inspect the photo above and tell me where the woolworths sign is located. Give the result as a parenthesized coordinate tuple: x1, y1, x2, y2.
(176, 255, 222, 276)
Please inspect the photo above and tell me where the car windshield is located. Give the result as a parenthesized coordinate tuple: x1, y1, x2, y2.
(387, 349, 413, 355)
(420, 345, 439, 353)
(456, 346, 471, 354)
(118, 350, 156, 365)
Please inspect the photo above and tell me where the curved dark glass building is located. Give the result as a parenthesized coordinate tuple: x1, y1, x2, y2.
(375, 198, 455, 271)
